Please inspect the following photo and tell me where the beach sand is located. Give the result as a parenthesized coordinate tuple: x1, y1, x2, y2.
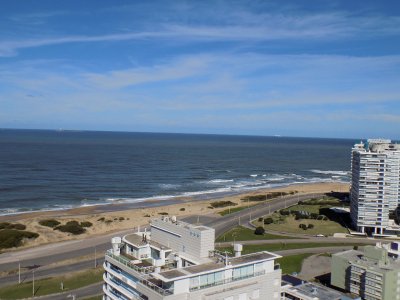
(0, 182, 349, 250)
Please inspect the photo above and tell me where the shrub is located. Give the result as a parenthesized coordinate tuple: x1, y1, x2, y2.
(307, 224, 314, 229)
(105, 220, 113, 225)
(119, 217, 125, 221)
(39, 219, 61, 228)
(144, 214, 150, 217)
(179, 208, 185, 211)
(242, 195, 267, 202)
(0, 223, 26, 230)
(158, 212, 168, 215)
(207, 206, 214, 209)
(0, 229, 39, 249)
(210, 201, 237, 208)
(97, 217, 105, 222)
(66, 220, 79, 226)
(353, 246, 358, 250)
(310, 213, 319, 219)
(54, 223, 86, 235)
(264, 218, 274, 225)
(280, 210, 290, 216)
(298, 224, 307, 230)
(258, 217, 264, 222)
(0, 222, 11, 229)
(80, 221, 93, 228)
(254, 226, 265, 235)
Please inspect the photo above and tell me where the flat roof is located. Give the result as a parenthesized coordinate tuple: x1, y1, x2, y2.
(334, 249, 400, 272)
(288, 282, 345, 300)
(124, 234, 171, 251)
(155, 251, 280, 282)
(158, 269, 187, 279)
(229, 252, 277, 266)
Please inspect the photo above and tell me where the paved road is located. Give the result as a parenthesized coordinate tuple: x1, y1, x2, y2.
(206, 193, 326, 236)
(0, 193, 315, 272)
(32, 282, 103, 300)
(216, 237, 377, 247)
(0, 229, 135, 272)
(0, 258, 105, 288)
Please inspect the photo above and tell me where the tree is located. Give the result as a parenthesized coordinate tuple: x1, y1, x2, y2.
(307, 224, 314, 229)
(254, 226, 265, 235)
(264, 218, 274, 225)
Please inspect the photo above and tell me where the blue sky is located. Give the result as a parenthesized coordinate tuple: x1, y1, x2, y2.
(1, 0, 400, 139)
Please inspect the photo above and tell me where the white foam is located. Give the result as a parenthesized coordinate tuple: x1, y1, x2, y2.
(158, 183, 181, 189)
(310, 170, 349, 176)
(250, 174, 258, 177)
(208, 179, 234, 184)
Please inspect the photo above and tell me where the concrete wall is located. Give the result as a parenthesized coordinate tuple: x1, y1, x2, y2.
(150, 218, 215, 258)
(330, 253, 349, 290)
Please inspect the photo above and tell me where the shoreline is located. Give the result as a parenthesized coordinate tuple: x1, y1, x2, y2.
(0, 180, 349, 220)
(0, 181, 349, 251)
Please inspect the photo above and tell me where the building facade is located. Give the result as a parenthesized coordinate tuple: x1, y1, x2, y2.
(331, 245, 400, 300)
(350, 139, 400, 235)
(103, 216, 282, 300)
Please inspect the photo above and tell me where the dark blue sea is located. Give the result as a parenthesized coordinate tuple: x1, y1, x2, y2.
(0, 129, 356, 215)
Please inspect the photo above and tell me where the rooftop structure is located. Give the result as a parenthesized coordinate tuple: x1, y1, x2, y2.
(281, 275, 354, 300)
(331, 244, 400, 300)
(103, 216, 282, 299)
(350, 139, 400, 235)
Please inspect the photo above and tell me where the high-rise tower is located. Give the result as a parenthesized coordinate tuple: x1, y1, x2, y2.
(350, 139, 400, 235)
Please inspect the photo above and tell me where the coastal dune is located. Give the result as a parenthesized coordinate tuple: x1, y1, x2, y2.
(0, 182, 348, 250)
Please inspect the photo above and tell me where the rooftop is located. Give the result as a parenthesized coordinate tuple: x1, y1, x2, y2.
(334, 249, 400, 272)
(150, 217, 214, 233)
(282, 276, 351, 300)
(155, 251, 280, 281)
(124, 233, 172, 251)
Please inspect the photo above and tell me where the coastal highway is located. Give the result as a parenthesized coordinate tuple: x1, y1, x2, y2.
(0, 192, 323, 271)
(0, 192, 368, 272)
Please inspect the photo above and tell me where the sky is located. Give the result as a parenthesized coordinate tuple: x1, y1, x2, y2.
(0, 0, 400, 139)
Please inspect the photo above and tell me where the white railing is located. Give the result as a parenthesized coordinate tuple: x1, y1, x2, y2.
(106, 250, 174, 296)
(189, 270, 266, 291)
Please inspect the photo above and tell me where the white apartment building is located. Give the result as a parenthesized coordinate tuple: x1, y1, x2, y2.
(103, 216, 282, 300)
(350, 139, 400, 235)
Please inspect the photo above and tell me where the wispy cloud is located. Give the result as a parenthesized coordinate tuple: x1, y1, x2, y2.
(1, 9, 399, 57)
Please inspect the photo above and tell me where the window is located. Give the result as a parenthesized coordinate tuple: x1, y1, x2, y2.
(233, 265, 254, 279)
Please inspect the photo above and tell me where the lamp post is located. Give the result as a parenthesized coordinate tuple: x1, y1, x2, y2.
(32, 269, 35, 297)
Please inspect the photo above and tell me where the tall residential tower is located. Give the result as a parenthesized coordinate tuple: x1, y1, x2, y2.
(350, 139, 400, 235)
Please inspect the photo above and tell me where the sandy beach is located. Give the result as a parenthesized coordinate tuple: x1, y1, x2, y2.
(0, 182, 349, 251)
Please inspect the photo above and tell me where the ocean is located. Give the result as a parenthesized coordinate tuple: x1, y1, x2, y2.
(0, 129, 355, 215)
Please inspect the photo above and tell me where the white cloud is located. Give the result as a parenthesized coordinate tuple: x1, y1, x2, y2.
(1, 8, 400, 57)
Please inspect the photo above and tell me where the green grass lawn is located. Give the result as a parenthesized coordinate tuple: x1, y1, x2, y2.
(277, 253, 314, 274)
(82, 295, 103, 300)
(218, 205, 255, 216)
(254, 203, 348, 236)
(258, 215, 347, 235)
(0, 268, 103, 300)
(282, 204, 328, 214)
(215, 226, 297, 242)
(216, 242, 362, 255)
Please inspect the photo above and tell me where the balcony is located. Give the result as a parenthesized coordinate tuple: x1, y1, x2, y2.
(106, 250, 174, 296)
(189, 270, 267, 292)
